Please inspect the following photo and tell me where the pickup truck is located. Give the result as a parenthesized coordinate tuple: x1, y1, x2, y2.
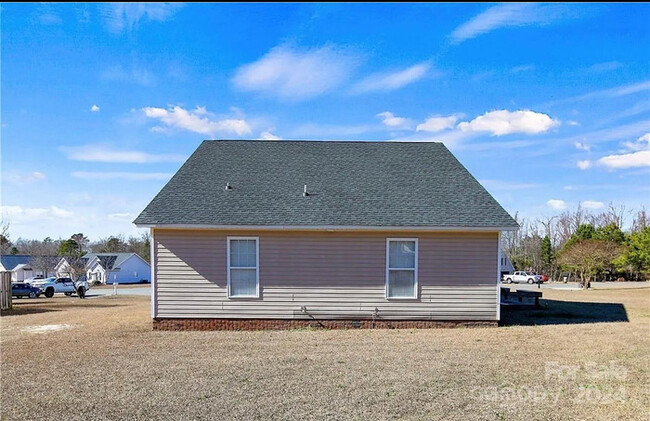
(502, 271, 543, 284)
(31, 277, 90, 298)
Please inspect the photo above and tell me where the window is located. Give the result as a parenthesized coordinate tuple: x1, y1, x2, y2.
(386, 238, 418, 299)
(227, 237, 259, 298)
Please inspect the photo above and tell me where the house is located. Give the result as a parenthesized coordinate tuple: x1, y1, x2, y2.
(134, 140, 518, 330)
(500, 253, 515, 275)
(56, 253, 151, 284)
(0, 255, 34, 282)
(55, 256, 91, 280)
(0, 255, 57, 282)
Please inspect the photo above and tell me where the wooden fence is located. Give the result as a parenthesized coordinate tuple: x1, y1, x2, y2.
(1, 271, 12, 310)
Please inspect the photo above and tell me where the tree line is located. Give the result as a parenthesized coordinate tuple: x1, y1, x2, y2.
(502, 204, 649, 288)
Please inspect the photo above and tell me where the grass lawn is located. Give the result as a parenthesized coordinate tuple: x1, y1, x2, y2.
(1, 288, 648, 420)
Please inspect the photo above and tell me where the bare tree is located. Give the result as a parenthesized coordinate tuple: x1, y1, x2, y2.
(558, 240, 621, 289)
(91, 235, 129, 253)
(632, 207, 648, 233)
(25, 237, 61, 277)
(63, 256, 88, 282)
(71, 233, 90, 254)
(0, 217, 10, 255)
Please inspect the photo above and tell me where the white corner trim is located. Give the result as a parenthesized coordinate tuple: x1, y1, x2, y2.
(150, 228, 156, 319)
(497, 232, 502, 321)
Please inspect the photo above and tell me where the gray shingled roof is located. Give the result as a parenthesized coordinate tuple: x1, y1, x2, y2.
(134, 140, 517, 229)
(85, 253, 137, 269)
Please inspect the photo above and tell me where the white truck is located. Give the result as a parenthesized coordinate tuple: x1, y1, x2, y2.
(501, 271, 542, 284)
(30, 277, 90, 298)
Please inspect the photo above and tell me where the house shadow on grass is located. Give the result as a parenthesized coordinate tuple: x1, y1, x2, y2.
(1, 302, 127, 317)
(500, 299, 629, 326)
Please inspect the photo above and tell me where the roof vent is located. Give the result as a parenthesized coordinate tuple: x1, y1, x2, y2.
(303, 184, 309, 197)
(225, 182, 232, 191)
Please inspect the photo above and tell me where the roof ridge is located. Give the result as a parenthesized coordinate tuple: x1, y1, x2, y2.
(201, 139, 444, 144)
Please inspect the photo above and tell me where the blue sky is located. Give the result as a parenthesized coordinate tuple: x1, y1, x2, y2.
(1, 3, 649, 240)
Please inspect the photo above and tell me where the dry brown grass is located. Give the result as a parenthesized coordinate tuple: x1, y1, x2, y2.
(1, 289, 649, 420)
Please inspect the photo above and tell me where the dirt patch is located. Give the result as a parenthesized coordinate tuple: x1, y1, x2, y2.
(20, 324, 76, 334)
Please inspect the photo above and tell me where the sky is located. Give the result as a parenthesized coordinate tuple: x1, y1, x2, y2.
(1, 3, 649, 241)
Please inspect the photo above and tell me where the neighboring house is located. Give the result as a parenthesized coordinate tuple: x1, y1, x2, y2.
(85, 253, 150, 284)
(56, 253, 151, 284)
(134, 140, 518, 330)
(55, 256, 90, 280)
(500, 253, 515, 275)
(0, 255, 57, 282)
(1, 256, 33, 282)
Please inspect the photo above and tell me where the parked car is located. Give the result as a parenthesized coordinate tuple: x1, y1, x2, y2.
(29, 276, 56, 289)
(11, 283, 42, 299)
(502, 271, 543, 284)
(37, 277, 90, 298)
(23, 275, 45, 284)
(533, 273, 549, 282)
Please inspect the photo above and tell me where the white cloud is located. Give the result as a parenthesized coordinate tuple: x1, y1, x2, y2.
(5, 171, 46, 184)
(101, 64, 156, 86)
(1, 205, 74, 223)
(582, 201, 604, 210)
(511, 64, 535, 73)
(416, 115, 460, 133)
(61, 145, 186, 164)
(376, 112, 411, 129)
(622, 133, 650, 151)
(91, 104, 100, 112)
(598, 150, 650, 169)
(546, 81, 650, 106)
(567, 120, 580, 126)
(596, 133, 650, 170)
(142, 105, 252, 136)
(588, 61, 623, 73)
(39, 13, 62, 25)
(457, 110, 559, 136)
(574, 141, 591, 151)
(99, 3, 184, 34)
(37, 4, 62, 25)
(577, 160, 591, 170)
(107, 212, 133, 222)
(232, 45, 358, 101)
(546, 199, 567, 210)
(352, 62, 431, 94)
(72, 171, 173, 181)
(51, 206, 74, 218)
(450, 3, 576, 44)
(290, 123, 374, 138)
(259, 131, 281, 140)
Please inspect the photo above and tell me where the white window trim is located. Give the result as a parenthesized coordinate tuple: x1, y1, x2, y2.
(385, 238, 419, 300)
(227, 236, 260, 299)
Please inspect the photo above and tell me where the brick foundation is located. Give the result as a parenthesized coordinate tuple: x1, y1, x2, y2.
(153, 318, 498, 331)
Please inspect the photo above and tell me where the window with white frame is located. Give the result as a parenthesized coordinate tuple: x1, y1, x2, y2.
(227, 237, 259, 298)
(386, 238, 418, 299)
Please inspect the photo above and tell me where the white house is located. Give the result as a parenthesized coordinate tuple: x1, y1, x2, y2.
(84, 253, 150, 284)
(1, 255, 54, 282)
(500, 252, 515, 275)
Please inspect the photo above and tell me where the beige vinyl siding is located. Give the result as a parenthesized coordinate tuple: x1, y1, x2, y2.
(154, 229, 499, 320)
